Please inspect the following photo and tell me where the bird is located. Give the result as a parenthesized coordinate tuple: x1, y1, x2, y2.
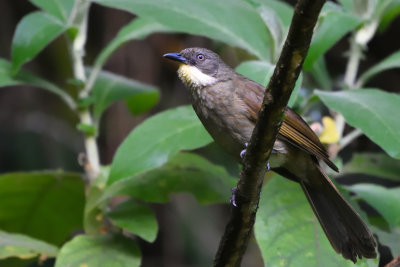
(163, 47, 377, 263)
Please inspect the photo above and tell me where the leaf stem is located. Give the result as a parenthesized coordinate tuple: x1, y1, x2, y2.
(336, 34, 362, 141)
(68, 0, 100, 182)
(340, 128, 363, 150)
(344, 35, 362, 89)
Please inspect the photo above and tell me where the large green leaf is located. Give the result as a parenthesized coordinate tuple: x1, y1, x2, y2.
(54, 234, 141, 267)
(255, 176, 375, 266)
(379, 0, 400, 31)
(236, 60, 302, 107)
(93, 0, 271, 60)
(310, 57, 332, 90)
(316, 89, 400, 159)
(92, 70, 159, 120)
(29, 0, 74, 22)
(255, 6, 285, 60)
(236, 60, 275, 87)
(102, 153, 235, 206)
(342, 153, 400, 182)
(304, 3, 362, 70)
(108, 199, 158, 243)
(108, 105, 213, 185)
(371, 226, 400, 257)
(337, 0, 353, 12)
(0, 172, 85, 246)
(0, 231, 58, 260)
(347, 184, 400, 229)
(358, 50, 400, 86)
(250, 0, 293, 28)
(11, 12, 66, 74)
(0, 59, 75, 109)
(246, 0, 293, 60)
(83, 167, 110, 235)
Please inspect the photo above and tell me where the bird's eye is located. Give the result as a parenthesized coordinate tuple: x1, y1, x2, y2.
(197, 54, 205, 61)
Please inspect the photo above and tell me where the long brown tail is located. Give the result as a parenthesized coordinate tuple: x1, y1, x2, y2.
(300, 165, 377, 263)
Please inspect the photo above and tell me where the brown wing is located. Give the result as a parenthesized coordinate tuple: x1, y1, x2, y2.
(281, 108, 338, 172)
(235, 75, 338, 172)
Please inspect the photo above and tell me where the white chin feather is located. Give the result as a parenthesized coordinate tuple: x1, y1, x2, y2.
(178, 64, 217, 88)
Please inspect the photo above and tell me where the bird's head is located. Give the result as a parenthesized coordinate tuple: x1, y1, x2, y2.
(164, 47, 231, 89)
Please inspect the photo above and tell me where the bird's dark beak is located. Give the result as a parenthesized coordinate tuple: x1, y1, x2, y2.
(163, 52, 187, 64)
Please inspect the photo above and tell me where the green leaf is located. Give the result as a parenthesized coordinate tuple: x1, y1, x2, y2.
(304, 4, 362, 70)
(94, 17, 171, 72)
(316, 89, 400, 159)
(108, 105, 212, 185)
(371, 226, 400, 256)
(375, 0, 397, 19)
(255, 176, 372, 266)
(247, 0, 293, 60)
(256, 6, 285, 60)
(236, 60, 302, 107)
(76, 123, 96, 136)
(337, 0, 353, 12)
(55, 234, 141, 267)
(0, 59, 75, 109)
(29, 0, 74, 22)
(342, 153, 400, 181)
(83, 167, 110, 235)
(309, 57, 332, 90)
(347, 184, 400, 229)
(251, 0, 293, 28)
(0, 172, 85, 246)
(379, 0, 400, 32)
(108, 199, 158, 243)
(93, 0, 271, 60)
(91, 69, 159, 120)
(102, 153, 235, 206)
(358, 50, 400, 86)
(236, 60, 275, 87)
(11, 11, 66, 74)
(0, 231, 58, 260)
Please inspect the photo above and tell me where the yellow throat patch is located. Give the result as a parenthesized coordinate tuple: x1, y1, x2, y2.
(177, 64, 217, 89)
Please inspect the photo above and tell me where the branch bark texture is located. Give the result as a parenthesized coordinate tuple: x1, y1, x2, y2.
(213, 0, 326, 266)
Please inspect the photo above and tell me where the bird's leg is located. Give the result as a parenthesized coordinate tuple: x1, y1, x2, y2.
(234, 143, 270, 207)
(240, 142, 248, 160)
(265, 149, 279, 171)
(233, 143, 249, 207)
(242, 142, 271, 171)
(230, 186, 238, 207)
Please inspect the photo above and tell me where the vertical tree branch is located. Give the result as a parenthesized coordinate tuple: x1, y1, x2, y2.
(68, 0, 101, 182)
(213, 0, 326, 266)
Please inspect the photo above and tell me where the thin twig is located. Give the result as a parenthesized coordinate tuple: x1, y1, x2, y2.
(344, 34, 362, 90)
(68, 0, 101, 182)
(213, 1, 326, 266)
(336, 34, 363, 140)
(340, 128, 363, 150)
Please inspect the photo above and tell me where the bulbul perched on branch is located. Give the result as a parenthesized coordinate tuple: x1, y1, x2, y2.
(164, 47, 377, 263)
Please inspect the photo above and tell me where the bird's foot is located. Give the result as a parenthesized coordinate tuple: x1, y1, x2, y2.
(230, 187, 238, 207)
(240, 142, 248, 160)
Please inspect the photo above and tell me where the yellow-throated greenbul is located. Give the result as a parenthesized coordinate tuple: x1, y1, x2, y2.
(164, 47, 376, 262)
